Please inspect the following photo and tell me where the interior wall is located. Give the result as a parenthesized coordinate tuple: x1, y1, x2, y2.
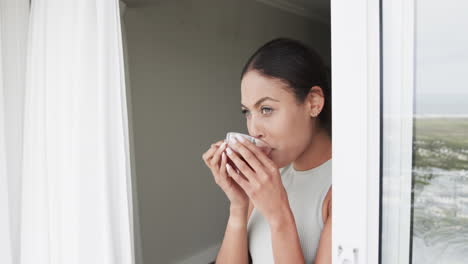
(123, 0, 330, 263)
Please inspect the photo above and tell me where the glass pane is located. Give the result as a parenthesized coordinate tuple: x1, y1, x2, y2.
(411, 0, 468, 263)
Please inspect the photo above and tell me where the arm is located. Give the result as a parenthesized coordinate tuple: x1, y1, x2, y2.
(314, 192, 332, 264)
(269, 204, 306, 264)
(269, 194, 332, 264)
(215, 206, 250, 264)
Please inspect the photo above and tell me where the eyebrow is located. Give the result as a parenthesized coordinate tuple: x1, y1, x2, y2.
(241, 97, 280, 109)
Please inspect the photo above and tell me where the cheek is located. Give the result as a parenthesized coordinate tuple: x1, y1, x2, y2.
(271, 114, 311, 160)
(273, 113, 307, 139)
(266, 121, 296, 153)
(262, 117, 289, 149)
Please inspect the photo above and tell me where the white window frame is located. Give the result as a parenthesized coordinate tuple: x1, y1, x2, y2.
(331, 0, 381, 263)
(380, 0, 415, 263)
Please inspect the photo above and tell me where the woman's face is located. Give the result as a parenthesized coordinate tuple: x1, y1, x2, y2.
(240, 70, 322, 169)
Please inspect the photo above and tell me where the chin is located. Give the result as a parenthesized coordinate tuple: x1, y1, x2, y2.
(269, 151, 287, 169)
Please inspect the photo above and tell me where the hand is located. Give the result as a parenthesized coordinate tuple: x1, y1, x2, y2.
(202, 140, 250, 209)
(225, 135, 290, 224)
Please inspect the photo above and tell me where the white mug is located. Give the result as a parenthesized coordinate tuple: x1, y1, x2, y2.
(225, 132, 272, 156)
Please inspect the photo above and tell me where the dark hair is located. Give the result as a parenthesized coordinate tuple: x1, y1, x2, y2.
(240, 37, 331, 137)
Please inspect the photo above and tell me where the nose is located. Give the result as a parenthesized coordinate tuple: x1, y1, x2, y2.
(248, 117, 264, 140)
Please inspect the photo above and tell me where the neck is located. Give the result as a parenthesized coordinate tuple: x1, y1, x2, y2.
(292, 128, 331, 171)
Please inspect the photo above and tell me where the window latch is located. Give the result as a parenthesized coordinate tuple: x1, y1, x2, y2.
(337, 245, 359, 264)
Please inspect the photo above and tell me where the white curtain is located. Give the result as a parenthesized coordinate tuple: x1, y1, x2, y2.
(118, 2, 143, 264)
(1, 0, 136, 263)
(1, 0, 29, 263)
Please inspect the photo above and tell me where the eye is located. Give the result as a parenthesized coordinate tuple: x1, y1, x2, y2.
(261, 107, 273, 115)
(241, 107, 273, 117)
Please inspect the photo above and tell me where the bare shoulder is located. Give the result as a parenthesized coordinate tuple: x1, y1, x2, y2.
(321, 186, 332, 224)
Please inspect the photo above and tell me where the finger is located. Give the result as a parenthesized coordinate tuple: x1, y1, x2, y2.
(226, 162, 252, 194)
(212, 139, 226, 147)
(233, 136, 276, 174)
(225, 146, 257, 183)
(224, 153, 247, 181)
(203, 140, 226, 164)
(202, 145, 218, 165)
(219, 151, 231, 183)
(213, 151, 228, 185)
(229, 137, 266, 175)
(210, 141, 227, 168)
(214, 139, 225, 146)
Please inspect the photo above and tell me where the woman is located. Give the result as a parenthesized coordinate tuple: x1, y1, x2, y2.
(202, 37, 331, 264)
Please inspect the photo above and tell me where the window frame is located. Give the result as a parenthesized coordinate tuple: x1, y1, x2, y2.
(331, 0, 382, 263)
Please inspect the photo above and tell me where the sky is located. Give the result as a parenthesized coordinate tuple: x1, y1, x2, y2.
(414, 0, 468, 115)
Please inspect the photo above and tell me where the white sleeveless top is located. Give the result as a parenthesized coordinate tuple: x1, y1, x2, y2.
(247, 159, 332, 264)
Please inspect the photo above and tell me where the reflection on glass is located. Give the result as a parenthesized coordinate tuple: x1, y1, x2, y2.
(411, 0, 468, 262)
(411, 119, 468, 263)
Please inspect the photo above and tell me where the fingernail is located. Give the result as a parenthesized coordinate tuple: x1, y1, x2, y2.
(226, 147, 233, 155)
(221, 142, 227, 148)
(222, 152, 226, 159)
(226, 163, 232, 172)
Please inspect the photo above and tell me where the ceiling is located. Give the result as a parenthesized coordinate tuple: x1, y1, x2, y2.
(121, 0, 330, 24)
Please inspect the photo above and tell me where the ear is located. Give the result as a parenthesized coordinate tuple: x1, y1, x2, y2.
(305, 85, 325, 118)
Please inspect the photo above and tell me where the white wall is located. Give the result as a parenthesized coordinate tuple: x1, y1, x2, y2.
(123, 0, 330, 263)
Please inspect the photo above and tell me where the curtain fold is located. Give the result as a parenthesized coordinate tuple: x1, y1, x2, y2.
(118, 1, 143, 264)
(1, 0, 135, 263)
(0, 12, 14, 264)
(0, 0, 29, 264)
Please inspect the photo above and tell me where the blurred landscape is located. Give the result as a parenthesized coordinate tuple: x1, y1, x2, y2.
(412, 117, 468, 263)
